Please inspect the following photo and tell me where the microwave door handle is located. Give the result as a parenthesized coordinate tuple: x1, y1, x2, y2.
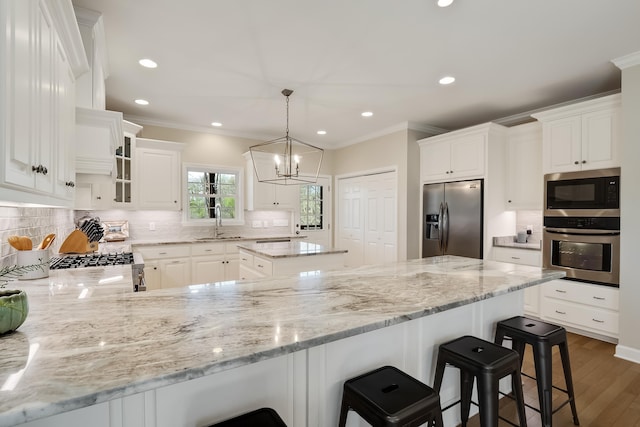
(546, 227, 620, 236)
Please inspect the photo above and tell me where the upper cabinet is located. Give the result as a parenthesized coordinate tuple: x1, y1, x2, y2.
(505, 122, 542, 210)
(532, 94, 621, 174)
(418, 127, 486, 182)
(243, 152, 299, 210)
(0, 0, 88, 207)
(135, 138, 184, 210)
(113, 121, 142, 207)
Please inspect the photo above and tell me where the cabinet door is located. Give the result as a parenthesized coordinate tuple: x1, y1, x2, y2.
(53, 37, 76, 200)
(505, 123, 542, 210)
(581, 108, 620, 171)
(449, 133, 485, 179)
(192, 256, 225, 285)
(274, 184, 299, 209)
(420, 139, 451, 182)
(137, 148, 180, 210)
(144, 260, 161, 291)
(542, 117, 582, 173)
(160, 258, 191, 288)
(224, 257, 240, 281)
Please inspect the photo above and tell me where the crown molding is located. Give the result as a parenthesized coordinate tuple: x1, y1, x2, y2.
(332, 121, 448, 149)
(612, 51, 640, 70)
(74, 6, 109, 78)
(44, 0, 89, 78)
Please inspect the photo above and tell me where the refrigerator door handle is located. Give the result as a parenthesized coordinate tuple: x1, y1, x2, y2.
(443, 201, 450, 253)
(438, 202, 444, 252)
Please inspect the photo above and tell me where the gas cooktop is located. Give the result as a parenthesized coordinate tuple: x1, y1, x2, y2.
(49, 252, 135, 269)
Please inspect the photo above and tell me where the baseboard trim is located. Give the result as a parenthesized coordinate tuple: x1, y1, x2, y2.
(615, 344, 640, 364)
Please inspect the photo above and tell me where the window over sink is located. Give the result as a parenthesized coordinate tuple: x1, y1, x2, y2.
(183, 164, 243, 225)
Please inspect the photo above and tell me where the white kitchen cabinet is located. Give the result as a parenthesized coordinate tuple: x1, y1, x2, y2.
(136, 138, 184, 210)
(505, 122, 542, 210)
(418, 128, 486, 183)
(0, 0, 85, 207)
(540, 279, 619, 341)
(136, 244, 191, 290)
(243, 152, 299, 210)
(113, 121, 142, 208)
(532, 94, 621, 174)
(493, 246, 542, 317)
(75, 107, 122, 175)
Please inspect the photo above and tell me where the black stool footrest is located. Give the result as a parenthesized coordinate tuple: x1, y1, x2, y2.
(208, 408, 287, 427)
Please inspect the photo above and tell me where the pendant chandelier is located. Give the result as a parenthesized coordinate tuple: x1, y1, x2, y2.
(249, 89, 324, 185)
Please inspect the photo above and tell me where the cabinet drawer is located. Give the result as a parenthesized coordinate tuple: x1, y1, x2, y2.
(191, 242, 225, 256)
(239, 251, 254, 268)
(542, 280, 618, 310)
(225, 242, 241, 254)
(541, 299, 618, 335)
(493, 247, 541, 267)
(253, 256, 273, 276)
(135, 244, 191, 260)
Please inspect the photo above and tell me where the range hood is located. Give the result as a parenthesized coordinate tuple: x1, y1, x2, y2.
(75, 107, 123, 175)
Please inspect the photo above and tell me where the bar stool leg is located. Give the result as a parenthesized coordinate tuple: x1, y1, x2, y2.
(511, 369, 528, 427)
(433, 358, 446, 393)
(559, 341, 580, 425)
(338, 399, 348, 427)
(460, 370, 474, 427)
(477, 374, 500, 427)
(533, 341, 553, 427)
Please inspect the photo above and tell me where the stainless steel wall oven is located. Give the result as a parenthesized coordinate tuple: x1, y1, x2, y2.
(543, 168, 620, 287)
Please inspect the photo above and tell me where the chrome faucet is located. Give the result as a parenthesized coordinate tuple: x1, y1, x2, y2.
(214, 203, 223, 238)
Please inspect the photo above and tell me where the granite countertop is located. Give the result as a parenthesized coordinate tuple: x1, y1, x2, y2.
(129, 235, 305, 247)
(0, 256, 563, 426)
(493, 236, 542, 251)
(237, 240, 348, 259)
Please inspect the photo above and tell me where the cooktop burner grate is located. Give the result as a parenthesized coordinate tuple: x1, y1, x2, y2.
(49, 252, 135, 269)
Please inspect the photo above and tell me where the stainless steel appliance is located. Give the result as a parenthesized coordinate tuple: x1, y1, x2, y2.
(50, 252, 146, 291)
(544, 167, 620, 217)
(543, 167, 620, 287)
(422, 179, 483, 259)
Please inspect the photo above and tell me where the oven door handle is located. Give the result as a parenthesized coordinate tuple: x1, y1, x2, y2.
(545, 227, 620, 236)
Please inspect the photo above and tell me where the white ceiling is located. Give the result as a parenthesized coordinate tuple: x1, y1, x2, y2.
(71, 0, 640, 149)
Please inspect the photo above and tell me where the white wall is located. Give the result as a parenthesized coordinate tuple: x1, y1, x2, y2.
(617, 57, 640, 362)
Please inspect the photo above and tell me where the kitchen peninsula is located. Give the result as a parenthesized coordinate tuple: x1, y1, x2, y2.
(238, 240, 347, 279)
(0, 256, 563, 427)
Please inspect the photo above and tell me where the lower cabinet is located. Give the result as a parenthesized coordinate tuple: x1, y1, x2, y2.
(239, 249, 345, 279)
(540, 279, 619, 341)
(136, 242, 240, 290)
(492, 246, 541, 316)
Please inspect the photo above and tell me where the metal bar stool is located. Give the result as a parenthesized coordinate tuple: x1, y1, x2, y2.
(338, 365, 444, 426)
(207, 407, 287, 427)
(494, 316, 579, 427)
(433, 335, 528, 427)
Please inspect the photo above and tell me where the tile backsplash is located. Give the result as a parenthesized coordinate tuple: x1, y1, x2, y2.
(0, 206, 75, 268)
(515, 210, 543, 244)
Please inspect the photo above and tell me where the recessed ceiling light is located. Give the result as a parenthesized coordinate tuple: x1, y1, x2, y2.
(437, 0, 454, 7)
(211, 122, 222, 127)
(134, 99, 149, 105)
(439, 76, 456, 85)
(317, 130, 327, 135)
(139, 58, 157, 68)
(361, 111, 373, 117)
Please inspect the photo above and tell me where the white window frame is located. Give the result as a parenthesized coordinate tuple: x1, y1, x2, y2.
(182, 163, 244, 226)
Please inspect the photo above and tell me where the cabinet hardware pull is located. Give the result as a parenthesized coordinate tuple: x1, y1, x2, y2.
(582, 160, 587, 164)
(555, 310, 566, 315)
(205, 249, 212, 252)
(159, 252, 167, 255)
(507, 200, 512, 203)
(510, 256, 520, 260)
(96, 196, 102, 200)
(241, 258, 247, 261)
(574, 161, 579, 165)
(593, 296, 605, 300)
(555, 289, 566, 293)
(592, 318, 604, 323)
(257, 264, 263, 268)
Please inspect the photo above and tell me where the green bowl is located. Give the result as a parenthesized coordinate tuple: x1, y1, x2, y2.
(0, 290, 29, 335)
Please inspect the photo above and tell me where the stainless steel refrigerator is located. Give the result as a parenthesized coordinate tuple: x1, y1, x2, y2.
(422, 179, 483, 259)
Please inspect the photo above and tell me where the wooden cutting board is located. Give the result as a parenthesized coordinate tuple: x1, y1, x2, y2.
(59, 230, 92, 254)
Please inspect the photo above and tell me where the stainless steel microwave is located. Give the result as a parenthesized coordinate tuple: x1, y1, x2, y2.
(544, 167, 620, 218)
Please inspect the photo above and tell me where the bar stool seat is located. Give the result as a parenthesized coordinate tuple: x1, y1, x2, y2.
(207, 407, 287, 427)
(495, 316, 579, 427)
(433, 335, 527, 427)
(339, 365, 444, 427)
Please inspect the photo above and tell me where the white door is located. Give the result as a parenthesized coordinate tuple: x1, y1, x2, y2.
(338, 176, 364, 267)
(338, 171, 397, 268)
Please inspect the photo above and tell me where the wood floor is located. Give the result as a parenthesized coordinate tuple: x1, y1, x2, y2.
(460, 332, 640, 427)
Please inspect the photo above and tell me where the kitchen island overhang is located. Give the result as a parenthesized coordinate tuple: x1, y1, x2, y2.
(0, 256, 564, 426)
